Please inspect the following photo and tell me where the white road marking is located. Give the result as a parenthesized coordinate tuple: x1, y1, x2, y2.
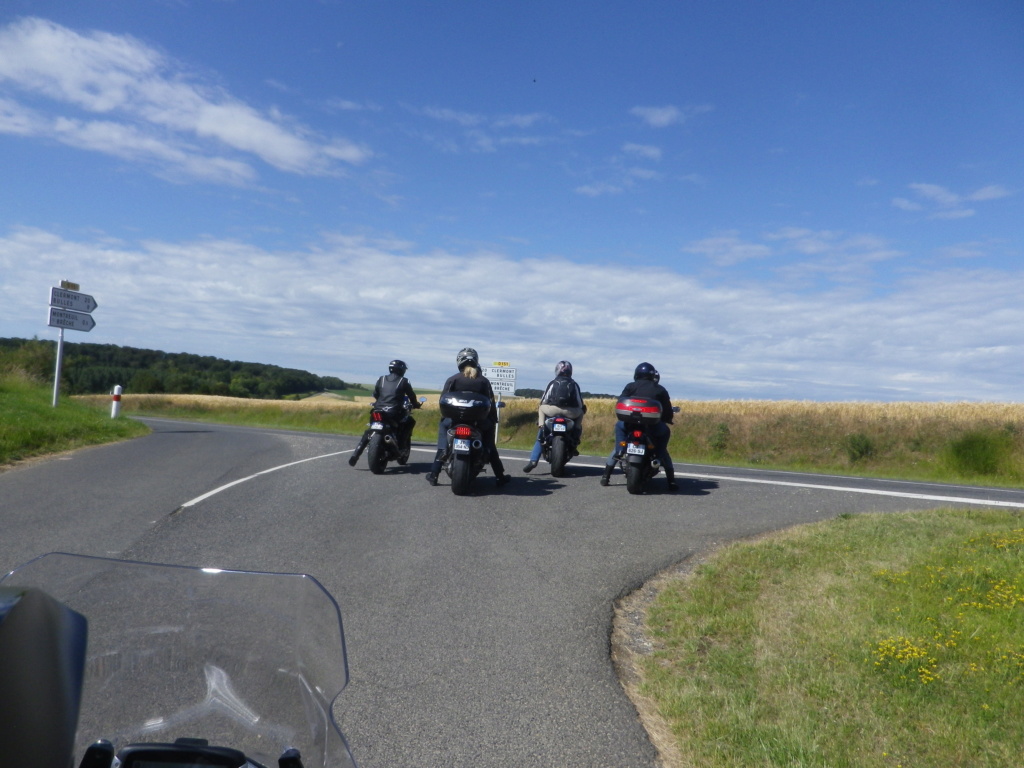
(181, 446, 1024, 510)
(180, 450, 350, 508)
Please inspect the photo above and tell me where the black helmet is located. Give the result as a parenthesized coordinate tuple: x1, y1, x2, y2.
(634, 362, 657, 381)
(388, 359, 407, 376)
(554, 360, 573, 377)
(456, 347, 479, 369)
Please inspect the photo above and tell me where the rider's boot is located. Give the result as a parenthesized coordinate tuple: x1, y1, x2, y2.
(600, 463, 614, 487)
(665, 467, 679, 491)
(523, 427, 543, 473)
(491, 455, 511, 487)
(348, 433, 369, 466)
(398, 425, 412, 465)
(426, 449, 444, 486)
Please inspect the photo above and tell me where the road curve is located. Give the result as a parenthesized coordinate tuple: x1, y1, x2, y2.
(3, 418, 1021, 768)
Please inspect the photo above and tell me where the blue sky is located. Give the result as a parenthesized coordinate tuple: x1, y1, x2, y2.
(1, 0, 1022, 399)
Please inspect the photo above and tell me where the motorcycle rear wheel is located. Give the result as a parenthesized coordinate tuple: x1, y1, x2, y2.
(550, 436, 568, 477)
(451, 453, 474, 496)
(367, 433, 388, 475)
(625, 462, 646, 495)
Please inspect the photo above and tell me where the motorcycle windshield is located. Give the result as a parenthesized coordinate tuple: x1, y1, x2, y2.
(1, 552, 357, 768)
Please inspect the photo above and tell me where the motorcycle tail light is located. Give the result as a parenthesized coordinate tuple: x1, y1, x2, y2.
(632, 430, 643, 439)
(454, 425, 473, 438)
(372, 411, 383, 422)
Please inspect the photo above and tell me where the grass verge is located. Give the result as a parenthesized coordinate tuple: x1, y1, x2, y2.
(633, 508, 1024, 768)
(1, 372, 149, 466)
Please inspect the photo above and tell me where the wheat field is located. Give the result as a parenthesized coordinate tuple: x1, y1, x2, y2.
(75, 394, 1024, 485)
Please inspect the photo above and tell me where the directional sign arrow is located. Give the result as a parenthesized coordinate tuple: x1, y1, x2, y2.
(50, 287, 98, 313)
(48, 307, 96, 332)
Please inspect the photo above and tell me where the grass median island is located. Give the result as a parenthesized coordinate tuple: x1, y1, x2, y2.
(634, 508, 1024, 768)
(0, 372, 149, 466)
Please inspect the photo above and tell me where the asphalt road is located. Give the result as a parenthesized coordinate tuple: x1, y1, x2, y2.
(3, 418, 1023, 768)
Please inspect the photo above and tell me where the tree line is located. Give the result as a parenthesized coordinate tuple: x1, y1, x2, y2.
(512, 387, 615, 400)
(0, 337, 359, 399)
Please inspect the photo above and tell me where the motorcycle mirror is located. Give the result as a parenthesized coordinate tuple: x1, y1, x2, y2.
(0, 586, 88, 768)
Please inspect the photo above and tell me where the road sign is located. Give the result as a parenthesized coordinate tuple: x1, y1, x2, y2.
(490, 379, 516, 395)
(483, 367, 517, 380)
(48, 307, 96, 332)
(50, 286, 98, 313)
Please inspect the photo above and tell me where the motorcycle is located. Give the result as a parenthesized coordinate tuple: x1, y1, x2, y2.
(0, 552, 358, 768)
(438, 392, 503, 496)
(361, 398, 423, 474)
(538, 414, 581, 478)
(614, 396, 679, 495)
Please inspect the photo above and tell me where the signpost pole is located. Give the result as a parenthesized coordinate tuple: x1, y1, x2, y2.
(52, 327, 65, 407)
(47, 280, 98, 406)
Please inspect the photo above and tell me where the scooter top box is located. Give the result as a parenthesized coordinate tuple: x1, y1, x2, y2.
(439, 391, 492, 422)
(615, 396, 662, 423)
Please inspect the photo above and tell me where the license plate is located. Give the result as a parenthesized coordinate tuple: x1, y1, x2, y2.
(553, 423, 567, 432)
(626, 442, 646, 456)
(453, 438, 471, 453)
(370, 423, 384, 430)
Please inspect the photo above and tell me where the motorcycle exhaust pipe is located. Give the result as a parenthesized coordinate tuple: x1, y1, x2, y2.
(651, 459, 661, 469)
(384, 434, 395, 444)
(472, 439, 483, 450)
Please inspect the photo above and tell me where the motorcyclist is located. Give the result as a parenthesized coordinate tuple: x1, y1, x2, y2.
(349, 359, 421, 466)
(523, 360, 586, 473)
(426, 347, 511, 487)
(600, 362, 678, 490)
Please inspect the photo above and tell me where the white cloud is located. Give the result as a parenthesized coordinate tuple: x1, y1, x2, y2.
(910, 183, 960, 207)
(623, 143, 661, 160)
(4, 225, 1024, 400)
(932, 208, 976, 220)
(683, 232, 772, 266)
(0, 17, 371, 182)
(894, 182, 1012, 220)
(574, 182, 624, 197)
(630, 104, 713, 128)
(414, 105, 553, 153)
(492, 113, 547, 129)
(325, 98, 382, 113)
(420, 106, 485, 127)
(892, 197, 923, 212)
(969, 185, 1012, 202)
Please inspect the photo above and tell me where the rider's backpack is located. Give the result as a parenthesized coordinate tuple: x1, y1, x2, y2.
(547, 377, 575, 408)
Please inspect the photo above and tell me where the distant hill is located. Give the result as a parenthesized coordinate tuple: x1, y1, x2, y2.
(0, 337, 364, 399)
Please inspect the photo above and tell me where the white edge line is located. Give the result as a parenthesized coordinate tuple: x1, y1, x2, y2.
(181, 446, 1024, 510)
